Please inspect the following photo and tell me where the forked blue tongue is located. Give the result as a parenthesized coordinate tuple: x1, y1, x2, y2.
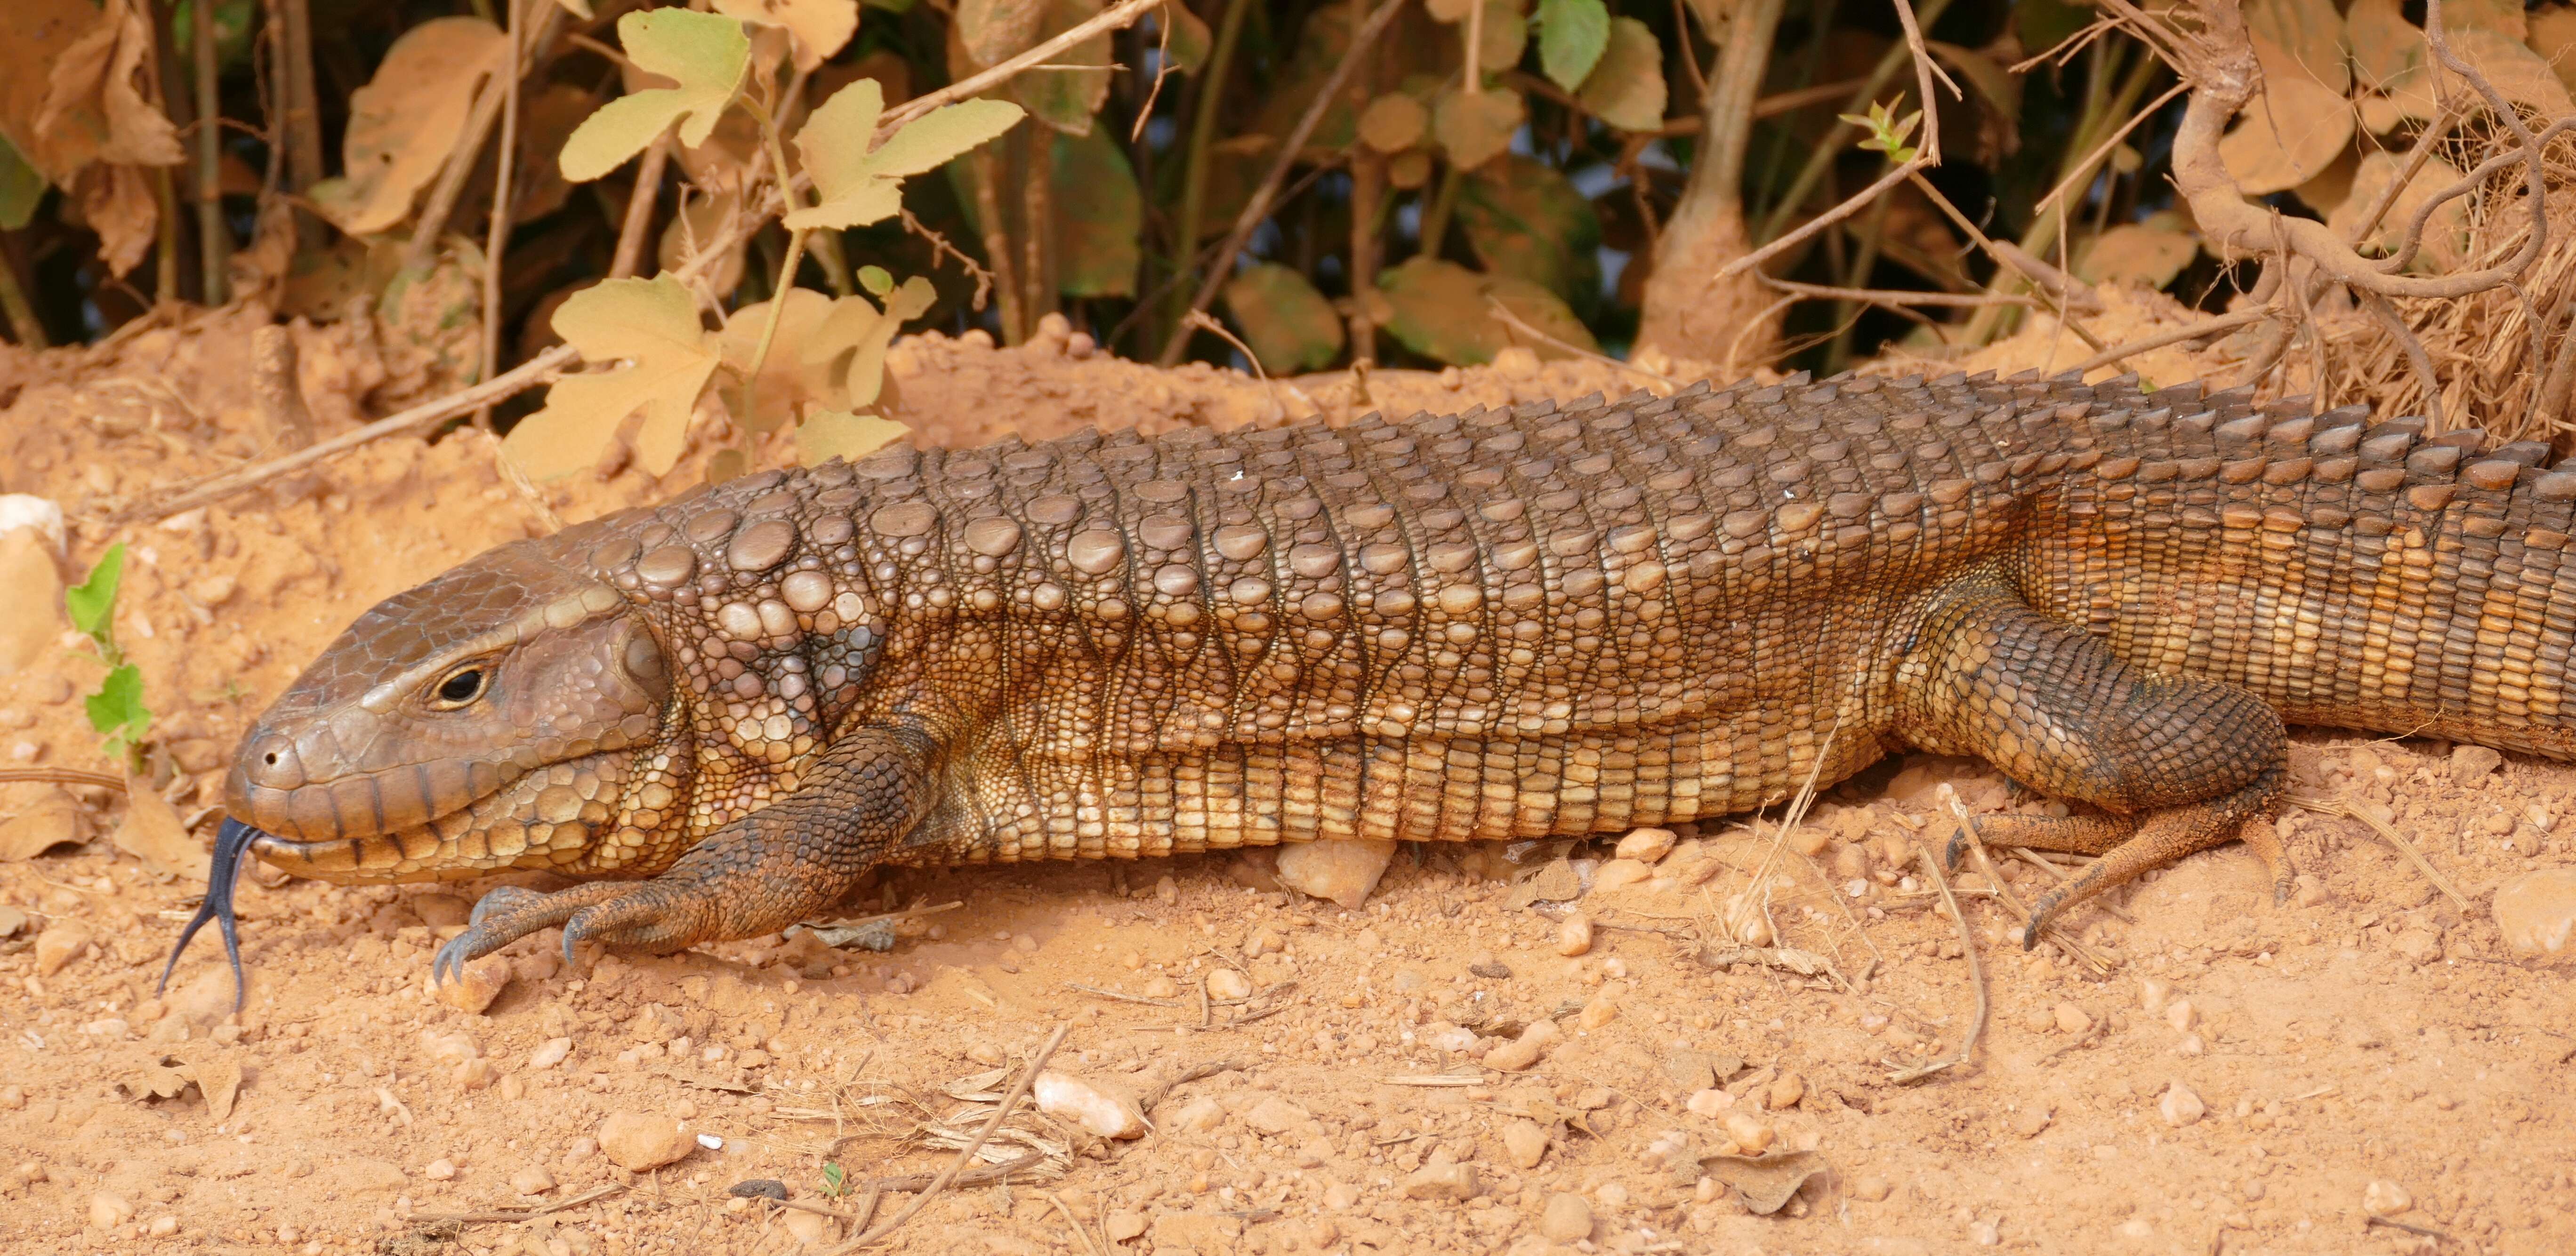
(159, 816, 260, 1012)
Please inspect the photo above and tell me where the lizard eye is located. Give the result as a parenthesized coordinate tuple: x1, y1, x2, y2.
(431, 666, 489, 708)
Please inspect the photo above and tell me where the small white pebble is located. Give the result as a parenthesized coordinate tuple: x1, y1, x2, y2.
(2159, 1081, 2206, 1127)
(2363, 1179, 2413, 1216)
(1556, 914, 1593, 957)
(695, 1133, 723, 1151)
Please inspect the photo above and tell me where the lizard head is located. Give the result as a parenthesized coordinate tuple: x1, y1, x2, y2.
(221, 538, 675, 883)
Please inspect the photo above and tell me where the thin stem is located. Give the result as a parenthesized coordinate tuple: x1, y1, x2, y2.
(1417, 161, 1465, 260)
(971, 147, 1026, 343)
(193, 0, 228, 304)
(608, 135, 670, 280)
(476, 0, 526, 427)
(278, 0, 322, 192)
(153, 168, 182, 306)
(0, 239, 47, 347)
(1166, 0, 1256, 344)
(1755, 0, 1956, 245)
(741, 95, 814, 424)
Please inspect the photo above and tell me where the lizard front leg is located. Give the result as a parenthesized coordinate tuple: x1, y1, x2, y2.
(433, 726, 936, 982)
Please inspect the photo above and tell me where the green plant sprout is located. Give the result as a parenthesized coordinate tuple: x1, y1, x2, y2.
(65, 543, 151, 768)
(1840, 100, 1923, 166)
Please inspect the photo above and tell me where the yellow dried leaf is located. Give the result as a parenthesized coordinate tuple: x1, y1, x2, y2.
(803, 276, 937, 408)
(2439, 26, 2574, 116)
(1578, 16, 1666, 132)
(2217, 73, 2352, 196)
(2348, 0, 2422, 92)
(308, 18, 508, 235)
(560, 9, 751, 183)
(712, 0, 859, 72)
(785, 79, 1023, 231)
(504, 276, 722, 481)
(717, 288, 838, 434)
(797, 411, 910, 467)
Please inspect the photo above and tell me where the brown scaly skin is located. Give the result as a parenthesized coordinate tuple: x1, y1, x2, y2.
(203, 368, 2576, 982)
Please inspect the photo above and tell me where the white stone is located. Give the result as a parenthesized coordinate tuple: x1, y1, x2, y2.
(1275, 839, 1398, 908)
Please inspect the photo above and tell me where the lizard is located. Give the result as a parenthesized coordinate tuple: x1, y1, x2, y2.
(163, 367, 2576, 994)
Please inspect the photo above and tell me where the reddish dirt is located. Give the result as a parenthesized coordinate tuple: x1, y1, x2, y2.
(0, 304, 2569, 1256)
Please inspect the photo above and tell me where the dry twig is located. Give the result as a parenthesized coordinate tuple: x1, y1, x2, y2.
(827, 1024, 1070, 1252)
(1886, 845, 1984, 1084)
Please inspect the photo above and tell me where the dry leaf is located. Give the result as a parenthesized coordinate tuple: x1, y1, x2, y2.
(189, 1056, 243, 1122)
(2533, 6, 2576, 97)
(0, 0, 126, 180)
(1691, 1149, 1828, 1215)
(35, 0, 183, 168)
(2329, 150, 2472, 270)
(1433, 87, 1522, 170)
(2246, 0, 2351, 95)
(2348, 0, 2422, 93)
(2076, 221, 2198, 290)
(2217, 72, 2352, 195)
(307, 18, 507, 235)
(113, 773, 209, 881)
(72, 162, 157, 278)
(0, 790, 87, 862)
(1358, 94, 1429, 154)
(121, 1056, 194, 1102)
(1577, 16, 1666, 132)
(1223, 263, 1344, 373)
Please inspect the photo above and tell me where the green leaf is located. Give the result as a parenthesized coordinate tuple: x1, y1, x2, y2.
(1535, 0, 1610, 92)
(0, 134, 43, 233)
(785, 79, 1024, 231)
(1053, 128, 1140, 298)
(1458, 155, 1602, 302)
(821, 1162, 847, 1198)
(797, 410, 911, 467)
(65, 544, 125, 648)
(1010, 0, 1115, 135)
(857, 264, 893, 296)
(503, 276, 723, 480)
(1223, 264, 1344, 373)
(1376, 257, 1596, 366)
(1577, 16, 1666, 132)
(87, 663, 150, 761)
(559, 9, 752, 183)
(1161, 2, 1212, 72)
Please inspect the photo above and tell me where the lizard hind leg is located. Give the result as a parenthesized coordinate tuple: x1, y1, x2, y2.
(1896, 567, 2291, 944)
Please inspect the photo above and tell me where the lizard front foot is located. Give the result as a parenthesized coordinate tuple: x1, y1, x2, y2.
(433, 726, 933, 984)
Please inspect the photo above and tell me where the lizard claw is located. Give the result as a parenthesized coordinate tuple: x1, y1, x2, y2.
(1940, 813, 1981, 873)
(432, 882, 628, 985)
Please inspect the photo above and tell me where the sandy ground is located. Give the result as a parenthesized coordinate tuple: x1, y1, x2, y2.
(0, 300, 2568, 1256)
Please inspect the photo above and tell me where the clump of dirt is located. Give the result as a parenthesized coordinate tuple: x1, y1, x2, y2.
(0, 306, 2569, 1256)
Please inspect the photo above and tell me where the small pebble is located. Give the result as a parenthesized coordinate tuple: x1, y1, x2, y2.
(2165, 1000, 2198, 1032)
(2363, 1179, 2413, 1216)
(1207, 969, 1252, 1000)
(1400, 1160, 1479, 1201)
(433, 954, 512, 1015)
(1482, 1019, 1562, 1072)
(1851, 1176, 1893, 1202)
(87, 1192, 131, 1230)
(35, 920, 93, 976)
(1556, 913, 1594, 957)
(528, 1038, 572, 1070)
(1578, 983, 1622, 1029)
(1033, 1071, 1146, 1139)
(1275, 838, 1397, 908)
(597, 1112, 694, 1171)
(1767, 1071, 1805, 1110)
(148, 1216, 177, 1238)
(1104, 1212, 1146, 1242)
(1143, 976, 1180, 1000)
(2159, 1081, 2206, 1127)
(2138, 976, 2171, 1014)
(1687, 1088, 1732, 1117)
(2491, 868, 2576, 962)
(422, 1158, 456, 1181)
(1722, 1112, 1775, 1154)
(1616, 827, 1676, 864)
(510, 1165, 555, 1195)
(2012, 1104, 2053, 1138)
(2053, 1002, 2092, 1035)
(1502, 1118, 1548, 1168)
(1539, 1192, 1593, 1242)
